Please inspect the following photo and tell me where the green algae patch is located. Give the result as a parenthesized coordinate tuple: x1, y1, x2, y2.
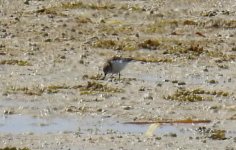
(93, 38, 162, 51)
(98, 24, 135, 35)
(210, 129, 227, 140)
(206, 50, 236, 62)
(119, 4, 143, 12)
(79, 81, 123, 95)
(93, 39, 138, 51)
(183, 20, 198, 25)
(3, 84, 83, 96)
(61, 2, 115, 10)
(75, 16, 93, 24)
(93, 39, 117, 49)
(35, 1, 116, 16)
(45, 84, 82, 94)
(61, 2, 143, 11)
(46, 84, 70, 94)
(83, 74, 104, 80)
(4, 86, 44, 96)
(0, 60, 31, 66)
(132, 56, 172, 63)
(197, 127, 227, 140)
(164, 88, 229, 102)
(65, 105, 91, 113)
(35, 7, 60, 15)
(163, 44, 204, 59)
(33, 1, 144, 17)
(138, 39, 160, 50)
(61, 2, 85, 9)
(144, 19, 179, 33)
(164, 89, 206, 102)
(162, 43, 236, 61)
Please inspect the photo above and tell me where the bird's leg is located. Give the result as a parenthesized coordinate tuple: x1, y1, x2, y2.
(118, 73, 121, 80)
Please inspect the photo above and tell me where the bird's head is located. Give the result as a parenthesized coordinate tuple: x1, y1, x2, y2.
(103, 61, 112, 77)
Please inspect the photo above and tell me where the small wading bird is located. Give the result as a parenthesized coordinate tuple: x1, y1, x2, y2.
(103, 56, 133, 79)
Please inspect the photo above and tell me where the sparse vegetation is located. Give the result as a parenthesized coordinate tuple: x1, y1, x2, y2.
(3, 84, 82, 96)
(3, 82, 122, 96)
(0, 60, 31, 66)
(4, 86, 44, 96)
(93, 38, 137, 51)
(197, 127, 227, 140)
(79, 81, 123, 95)
(163, 43, 204, 59)
(164, 88, 229, 102)
(93, 38, 161, 51)
(138, 39, 160, 50)
(33, 1, 143, 17)
(144, 19, 178, 33)
(131, 56, 172, 63)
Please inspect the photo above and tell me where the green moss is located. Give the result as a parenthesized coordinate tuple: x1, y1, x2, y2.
(183, 20, 198, 25)
(88, 3, 115, 10)
(35, 7, 66, 16)
(34, 1, 144, 17)
(5, 86, 44, 96)
(197, 127, 227, 140)
(163, 44, 204, 59)
(199, 15, 236, 28)
(164, 89, 205, 102)
(206, 50, 236, 61)
(79, 81, 123, 95)
(98, 24, 135, 35)
(47, 85, 70, 90)
(210, 129, 227, 140)
(0, 60, 31, 66)
(119, 4, 143, 12)
(46, 84, 82, 93)
(61, 2, 84, 9)
(65, 105, 90, 113)
(75, 16, 92, 24)
(94, 38, 162, 51)
(138, 39, 160, 50)
(164, 88, 229, 102)
(132, 56, 172, 63)
(4, 84, 83, 96)
(144, 19, 178, 33)
(93, 39, 138, 51)
(63, 2, 144, 12)
(84, 74, 104, 80)
(61, 2, 116, 10)
(34, 2, 115, 16)
(93, 39, 117, 49)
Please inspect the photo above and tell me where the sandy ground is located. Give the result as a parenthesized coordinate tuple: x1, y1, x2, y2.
(0, 0, 236, 149)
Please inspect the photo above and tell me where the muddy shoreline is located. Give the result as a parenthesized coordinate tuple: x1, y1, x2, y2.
(0, 0, 236, 149)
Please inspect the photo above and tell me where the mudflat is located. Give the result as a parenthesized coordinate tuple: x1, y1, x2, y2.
(0, 0, 236, 149)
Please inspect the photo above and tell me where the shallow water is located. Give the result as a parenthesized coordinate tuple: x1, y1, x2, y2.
(0, 114, 210, 136)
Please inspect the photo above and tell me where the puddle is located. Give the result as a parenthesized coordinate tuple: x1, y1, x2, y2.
(0, 115, 235, 138)
(0, 115, 78, 134)
(0, 115, 191, 135)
